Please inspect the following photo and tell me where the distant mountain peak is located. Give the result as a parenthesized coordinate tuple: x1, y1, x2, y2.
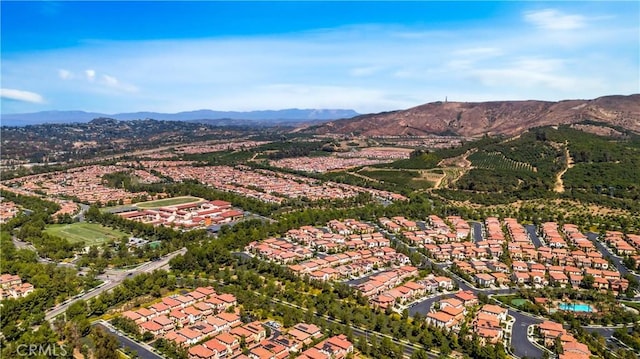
(1, 108, 359, 127)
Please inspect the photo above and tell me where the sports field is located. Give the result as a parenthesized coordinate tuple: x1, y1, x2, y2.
(135, 196, 204, 209)
(45, 222, 128, 246)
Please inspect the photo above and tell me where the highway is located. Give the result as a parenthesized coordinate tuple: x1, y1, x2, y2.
(45, 248, 186, 322)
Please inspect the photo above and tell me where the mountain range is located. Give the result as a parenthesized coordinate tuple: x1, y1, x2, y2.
(312, 94, 640, 137)
(0, 109, 360, 127)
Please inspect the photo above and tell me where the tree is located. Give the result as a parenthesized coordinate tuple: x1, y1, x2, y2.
(412, 349, 430, 359)
(92, 326, 120, 359)
(581, 274, 595, 289)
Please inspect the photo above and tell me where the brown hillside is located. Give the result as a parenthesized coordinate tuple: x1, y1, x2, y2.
(315, 94, 640, 137)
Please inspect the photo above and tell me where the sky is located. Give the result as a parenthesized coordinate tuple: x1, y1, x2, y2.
(1, 1, 639, 115)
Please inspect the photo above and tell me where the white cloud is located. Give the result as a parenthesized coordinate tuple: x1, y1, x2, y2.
(0, 88, 45, 103)
(349, 66, 383, 77)
(100, 74, 138, 92)
(453, 47, 503, 57)
(85, 69, 96, 81)
(524, 9, 587, 30)
(0, 8, 636, 114)
(58, 69, 72, 80)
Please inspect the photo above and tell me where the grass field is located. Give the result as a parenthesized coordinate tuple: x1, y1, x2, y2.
(45, 222, 128, 246)
(135, 196, 204, 209)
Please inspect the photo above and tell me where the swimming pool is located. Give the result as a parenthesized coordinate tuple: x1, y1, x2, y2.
(558, 303, 594, 312)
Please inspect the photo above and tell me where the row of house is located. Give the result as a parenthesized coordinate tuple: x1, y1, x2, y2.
(270, 156, 393, 173)
(5, 165, 159, 204)
(150, 164, 406, 204)
(122, 287, 237, 330)
(174, 141, 269, 155)
(247, 222, 409, 282)
(336, 147, 411, 160)
(355, 266, 424, 298)
(370, 274, 455, 309)
(603, 231, 640, 257)
(0, 200, 20, 223)
(537, 320, 592, 359)
(472, 304, 509, 345)
(400, 215, 630, 293)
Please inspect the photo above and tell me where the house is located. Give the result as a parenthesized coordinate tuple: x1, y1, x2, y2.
(549, 272, 569, 287)
(169, 309, 190, 326)
(203, 338, 228, 358)
(163, 297, 183, 311)
(0, 274, 21, 288)
(217, 312, 241, 328)
(427, 311, 457, 330)
(297, 347, 330, 359)
(441, 305, 465, 320)
(454, 290, 478, 306)
(512, 271, 530, 284)
(174, 294, 196, 307)
(479, 304, 508, 322)
(563, 341, 591, 356)
(475, 273, 495, 287)
(314, 335, 353, 359)
(122, 310, 143, 324)
(195, 286, 217, 296)
(177, 327, 203, 346)
(539, 321, 566, 346)
(188, 345, 216, 359)
(150, 302, 171, 316)
(140, 320, 164, 336)
(249, 347, 276, 359)
(152, 315, 176, 332)
(184, 306, 203, 323)
(216, 332, 240, 354)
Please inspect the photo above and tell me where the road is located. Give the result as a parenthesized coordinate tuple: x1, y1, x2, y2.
(587, 232, 640, 282)
(11, 236, 77, 267)
(508, 309, 544, 358)
(525, 224, 543, 248)
(94, 321, 163, 359)
(45, 248, 186, 321)
(470, 221, 484, 243)
(74, 203, 90, 222)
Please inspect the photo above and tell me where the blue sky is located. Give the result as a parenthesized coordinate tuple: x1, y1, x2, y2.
(1, 1, 638, 115)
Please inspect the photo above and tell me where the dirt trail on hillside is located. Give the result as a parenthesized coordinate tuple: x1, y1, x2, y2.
(554, 144, 574, 193)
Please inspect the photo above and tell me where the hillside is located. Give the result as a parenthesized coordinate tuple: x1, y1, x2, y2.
(313, 94, 640, 137)
(0, 118, 253, 164)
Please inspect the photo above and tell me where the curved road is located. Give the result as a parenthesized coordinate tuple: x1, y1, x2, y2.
(45, 248, 186, 321)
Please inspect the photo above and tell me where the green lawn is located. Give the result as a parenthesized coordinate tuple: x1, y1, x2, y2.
(135, 196, 204, 209)
(45, 223, 128, 246)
